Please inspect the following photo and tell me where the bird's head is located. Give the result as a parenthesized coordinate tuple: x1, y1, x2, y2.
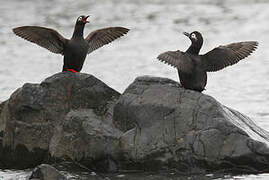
(76, 15, 90, 25)
(183, 31, 203, 44)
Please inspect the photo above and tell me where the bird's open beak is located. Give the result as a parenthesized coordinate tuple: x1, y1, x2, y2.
(183, 32, 190, 37)
(83, 15, 90, 23)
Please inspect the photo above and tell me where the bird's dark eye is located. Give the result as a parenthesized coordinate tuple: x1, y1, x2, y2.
(78, 17, 83, 21)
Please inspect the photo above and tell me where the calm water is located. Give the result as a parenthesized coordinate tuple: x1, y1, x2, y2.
(1, 0, 269, 179)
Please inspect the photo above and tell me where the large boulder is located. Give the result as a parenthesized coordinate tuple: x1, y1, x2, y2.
(0, 72, 120, 168)
(114, 76, 269, 173)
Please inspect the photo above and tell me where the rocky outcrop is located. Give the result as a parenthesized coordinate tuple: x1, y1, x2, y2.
(1, 73, 269, 174)
(0, 72, 120, 168)
(114, 76, 269, 173)
(29, 164, 67, 180)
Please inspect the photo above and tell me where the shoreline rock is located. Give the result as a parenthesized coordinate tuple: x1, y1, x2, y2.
(0, 73, 269, 175)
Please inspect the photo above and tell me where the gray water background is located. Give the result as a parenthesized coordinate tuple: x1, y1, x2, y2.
(0, 0, 269, 179)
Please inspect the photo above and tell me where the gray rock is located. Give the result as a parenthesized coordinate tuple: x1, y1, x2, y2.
(114, 76, 269, 173)
(49, 109, 122, 172)
(1, 72, 269, 174)
(0, 72, 120, 168)
(29, 164, 67, 180)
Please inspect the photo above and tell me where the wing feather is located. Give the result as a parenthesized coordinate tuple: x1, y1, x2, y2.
(157, 50, 193, 73)
(13, 26, 67, 55)
(202, 41, 258, 72)
(85, 27, 129, 54)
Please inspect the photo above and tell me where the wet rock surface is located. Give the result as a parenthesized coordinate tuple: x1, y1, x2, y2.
(114, 76, 269, 173)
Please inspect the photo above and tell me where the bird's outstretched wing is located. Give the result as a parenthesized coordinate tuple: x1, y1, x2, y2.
(157, 50, 193, 73)
(85, 27, 129, 54)
(13, 26, 67, 55)
(201, 41, 258, 72)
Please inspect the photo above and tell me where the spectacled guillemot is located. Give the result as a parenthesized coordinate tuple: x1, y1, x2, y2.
(157, 31, 258, 92)
(13, 15, 129, 72)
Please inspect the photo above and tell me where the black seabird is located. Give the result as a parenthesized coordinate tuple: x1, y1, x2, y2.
(13, 15, 129, 72)
(157, 31, 258, 92)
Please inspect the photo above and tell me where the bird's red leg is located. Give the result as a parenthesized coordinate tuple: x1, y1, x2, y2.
(67, 69, 78, 73)
(179, 83, 184, 88)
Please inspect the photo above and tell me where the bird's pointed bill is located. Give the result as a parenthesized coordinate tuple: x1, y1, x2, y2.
(183, 32, 190, 37)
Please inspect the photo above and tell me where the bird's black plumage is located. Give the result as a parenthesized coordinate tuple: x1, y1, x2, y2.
(13, 15, 129, 72)
(157, 31, 258, 92)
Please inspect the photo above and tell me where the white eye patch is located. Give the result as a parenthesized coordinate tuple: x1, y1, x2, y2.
(78, 17, 83, 21)
(191, 33, 197, 40)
